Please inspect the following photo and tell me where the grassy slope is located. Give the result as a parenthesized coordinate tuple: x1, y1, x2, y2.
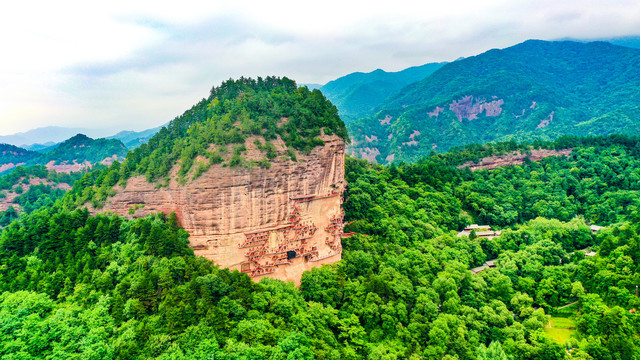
(545, 317, 577, 345)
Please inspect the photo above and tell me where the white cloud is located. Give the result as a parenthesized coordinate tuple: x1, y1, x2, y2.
(0, 0, 639, 136)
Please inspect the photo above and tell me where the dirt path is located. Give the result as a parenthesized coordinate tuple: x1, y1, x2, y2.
(557, 301, 577, 310)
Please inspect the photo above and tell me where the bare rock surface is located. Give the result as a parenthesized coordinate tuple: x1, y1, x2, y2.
(379, 115, 392, 125)
(458, 148, 573, 171)
(46, 160, 93, 173)
(536, 111, 555, 129)
(428, 106, 444, 118)
(359, 147, 381, 163)
(101, 155, 123, 166)
(365, 135, 378, 143)
(0, 163, 22, 173)
(449, 95, 504, 121)
(93, 135, 346, 285)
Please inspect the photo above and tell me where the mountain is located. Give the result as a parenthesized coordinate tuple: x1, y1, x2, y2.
(347, 40, 640, 163)
(320, 62, 447, 121)
(38, 134, 127, 166)
(299, 83, 323, 90)
(66, 77, 348, 284)
(23, 141, 58, 152)
(561, 35, 640, 49)
(0, 144, 39, 172)
(2, 133, 640, 358)
(11, 123, 166, 153)
(106, 123, 166, 149)
(0, 126, 106, 147)
(2, 75, 640, 357)
(0, 134, 128, 174)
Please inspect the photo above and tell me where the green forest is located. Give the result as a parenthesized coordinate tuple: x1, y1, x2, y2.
(119, 76, 347, 185)
(1, 77, 640, 359)
(346, 40, 640, 163)
(320, 62, 446, 121)
(0, 166, 85, 226)
(0, 134, 128, 174)
(0, 134, 640, 358)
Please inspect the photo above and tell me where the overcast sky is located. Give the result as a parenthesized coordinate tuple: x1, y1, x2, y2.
(1, 0, 639, 136)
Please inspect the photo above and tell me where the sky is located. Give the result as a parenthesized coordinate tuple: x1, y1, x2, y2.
(1, 0, 639, 136)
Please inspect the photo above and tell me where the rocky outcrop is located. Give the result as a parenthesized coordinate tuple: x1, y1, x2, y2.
(379, 115, 392, 125)
(536, 111, 554, 129)
(458, 148, 573, 171)
(101, 155, 123, 166)
(0, 163, 21, 173)
(449, 95, 504, 121)
(93, 135, 346, 284)
(45, 160, 93, 173)
(428, 106, 444, 118)
(359, 147, 381, 163)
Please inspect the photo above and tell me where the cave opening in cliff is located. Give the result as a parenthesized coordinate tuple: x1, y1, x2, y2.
(287, 250, 297, 260)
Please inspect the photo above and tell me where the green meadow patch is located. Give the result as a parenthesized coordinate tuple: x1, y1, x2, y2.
(544, 316, 578, 345)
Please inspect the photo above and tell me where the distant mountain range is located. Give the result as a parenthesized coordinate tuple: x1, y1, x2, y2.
(319, 62, 447, 121)
(0, 134, 128, 173)
(345, 40, 640, 163)
(6, 38, 640, 167)
(0, 126, 106, 148)
(106, 123, 166, 149)
(0, 123, 165, 153)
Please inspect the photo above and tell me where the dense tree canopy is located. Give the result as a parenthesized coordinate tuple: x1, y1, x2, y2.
(119, 77, 348, 184)
(1, 99, 640, 357)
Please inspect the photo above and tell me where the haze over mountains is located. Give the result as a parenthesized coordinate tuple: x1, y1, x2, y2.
(0, 126, 107, 148)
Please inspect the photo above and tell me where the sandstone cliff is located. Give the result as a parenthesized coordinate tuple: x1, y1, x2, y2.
(93, 134, 346, 284)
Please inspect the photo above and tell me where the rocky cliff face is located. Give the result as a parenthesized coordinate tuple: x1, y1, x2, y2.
(93, 135, 346, 284)
(458, 148, 573, 171)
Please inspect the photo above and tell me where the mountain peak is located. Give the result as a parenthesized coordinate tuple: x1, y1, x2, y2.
(72, 76, 348, 283)
(320, 62, 447, 120)
(346, 39, 640, 163)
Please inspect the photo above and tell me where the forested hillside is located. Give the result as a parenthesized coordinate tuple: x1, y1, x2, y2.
(0, 132, 639, 358)
(60, 76, 348, 211)
(347, 40, 640, 163)
(0, 134, 127, 174)
(38, 134, 127, 165)
(320, 62, 446, 121)
(0, 144, 39, 168)
(0, 166, 85, 227)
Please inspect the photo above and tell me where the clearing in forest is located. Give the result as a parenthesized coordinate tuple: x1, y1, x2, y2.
(544, 316, 577, 345)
